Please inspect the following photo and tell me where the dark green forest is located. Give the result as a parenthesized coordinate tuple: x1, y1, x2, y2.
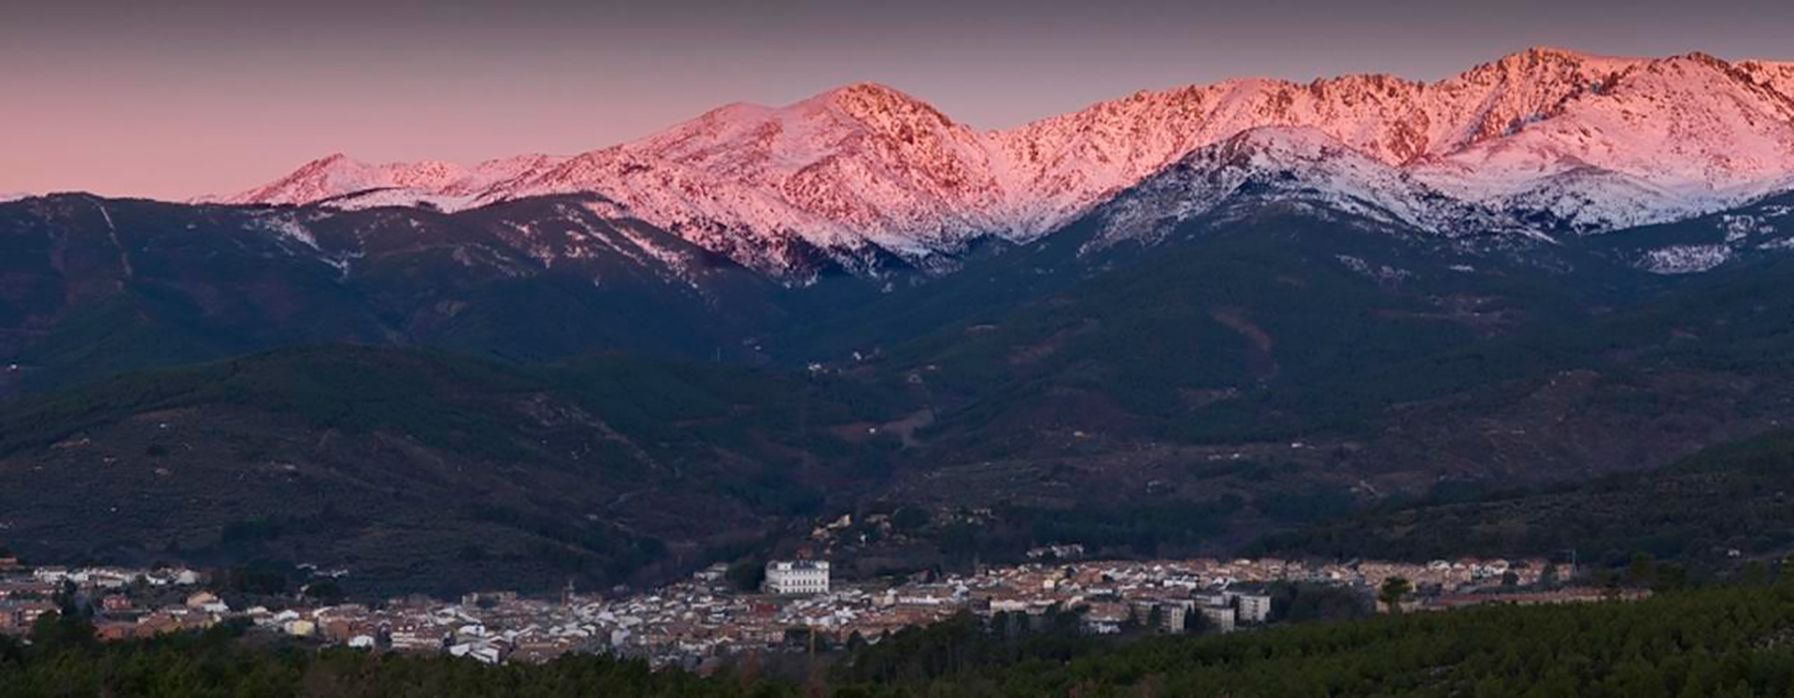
(1258, 429, 1794, 570)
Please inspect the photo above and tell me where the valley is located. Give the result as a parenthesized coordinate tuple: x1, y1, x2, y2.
(4, 47, 1794, 602)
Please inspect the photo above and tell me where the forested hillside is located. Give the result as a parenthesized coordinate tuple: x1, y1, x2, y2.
(0, 346, 910, 595)
(1257, 429, 1794, 570)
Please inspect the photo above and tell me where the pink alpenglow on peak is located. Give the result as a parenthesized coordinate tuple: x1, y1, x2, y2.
(213, 154, 567, 210)
(221, 48, 1794, 277)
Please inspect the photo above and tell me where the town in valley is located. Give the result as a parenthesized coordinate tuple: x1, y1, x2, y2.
(0, 544, 1631, 671)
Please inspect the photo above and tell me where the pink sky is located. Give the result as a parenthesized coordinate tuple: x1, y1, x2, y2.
(6, 0, 1792, 200)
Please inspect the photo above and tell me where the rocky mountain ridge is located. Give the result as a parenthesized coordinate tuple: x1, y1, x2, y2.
(210, 48, 1794, 281)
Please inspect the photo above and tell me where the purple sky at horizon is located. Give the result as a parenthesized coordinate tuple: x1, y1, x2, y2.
(6, 0, 1794, 200)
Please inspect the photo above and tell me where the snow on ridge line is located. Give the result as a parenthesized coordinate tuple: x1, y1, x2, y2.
(212, 154, 570, 207)
(214, 47, 1794, 276)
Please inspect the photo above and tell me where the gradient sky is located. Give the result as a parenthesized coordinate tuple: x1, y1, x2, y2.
(6, 0, 1794, 200)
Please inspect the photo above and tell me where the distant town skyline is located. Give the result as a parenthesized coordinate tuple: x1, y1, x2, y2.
(6, 0, 1794, 199)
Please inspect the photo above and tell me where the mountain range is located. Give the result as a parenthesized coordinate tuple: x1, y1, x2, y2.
(216, 47, 1794, 281)
(6, 46, 1794, 593)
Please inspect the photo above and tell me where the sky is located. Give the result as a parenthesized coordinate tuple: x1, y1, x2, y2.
(5, 0, 1794, 200)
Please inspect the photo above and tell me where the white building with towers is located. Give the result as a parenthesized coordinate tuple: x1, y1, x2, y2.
(764, 560, 830, 595)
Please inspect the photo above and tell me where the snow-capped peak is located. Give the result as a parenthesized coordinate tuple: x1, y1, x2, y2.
(1413, 50, 1794, 231)
(218, 48, 1794, 280)
(465, 79, 1007, 278)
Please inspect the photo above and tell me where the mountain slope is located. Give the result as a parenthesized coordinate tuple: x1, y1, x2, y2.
(1578, 190, 1794, 274)
(9, 191, 1794, 586)
(0, 345, 909, 595)
(1256, 428, 1794, 568)
(843, 186, 1794, 477)
(0, 194, 785, 394)
(1088, 126, 1532, 251)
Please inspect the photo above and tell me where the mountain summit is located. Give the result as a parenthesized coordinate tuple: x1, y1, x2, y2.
(222, 48, 1794, 281)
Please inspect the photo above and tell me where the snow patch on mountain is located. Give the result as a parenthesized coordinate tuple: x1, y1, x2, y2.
(1424, 166, 1701, 234)
(1335, 254, 1416, 283)
(215, 154, 565, 209)
(255, 214, 319, 251)
(1720, 212, 1784, 242)
(1090, 127, 1531, 249)
(251, 212, 361, 277)
(1640, 244, 1733, 274)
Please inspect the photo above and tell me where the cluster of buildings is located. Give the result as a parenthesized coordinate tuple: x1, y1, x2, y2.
(1, 551, 1587, 669)
(0, 557, 208, 637)
(0, 556, 607, 663)
(534, 554, 1577, 667)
